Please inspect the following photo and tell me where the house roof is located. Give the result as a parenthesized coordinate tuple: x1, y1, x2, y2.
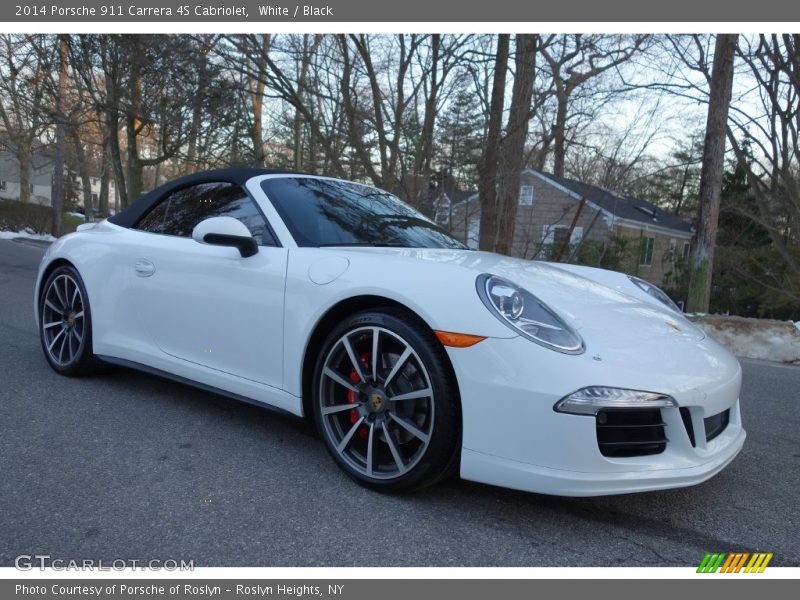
(530, 170, 693, 234)
(438, 189, 477, 205)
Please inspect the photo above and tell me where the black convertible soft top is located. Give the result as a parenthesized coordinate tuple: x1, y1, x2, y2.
(107, 167, 301, 228)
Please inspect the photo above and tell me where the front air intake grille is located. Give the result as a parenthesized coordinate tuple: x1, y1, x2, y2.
(704, 409, 730, 442)
(680, 407, 696, 447)
(596, 409, 667, 457)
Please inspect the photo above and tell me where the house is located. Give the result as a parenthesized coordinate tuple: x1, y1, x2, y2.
(428, 189, 477, 227)
(0, 140, 55, 204)
(0, 138, 115, 210)
(444, 169, 694, 287)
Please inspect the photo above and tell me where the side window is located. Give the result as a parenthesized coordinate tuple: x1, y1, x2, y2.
(135, 182, 275, 246)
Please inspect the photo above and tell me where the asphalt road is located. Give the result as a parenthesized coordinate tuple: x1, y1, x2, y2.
(0, 238, 798, 567)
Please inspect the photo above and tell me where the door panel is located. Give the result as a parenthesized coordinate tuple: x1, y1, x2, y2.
(129, 233, 287, 389)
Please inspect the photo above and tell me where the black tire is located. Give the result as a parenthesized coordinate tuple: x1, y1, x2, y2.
(39, 264, 96, 376)
(312, 308, 461, 493)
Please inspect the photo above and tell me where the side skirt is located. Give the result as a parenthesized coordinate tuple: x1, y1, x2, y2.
(96, 354, 297, 419)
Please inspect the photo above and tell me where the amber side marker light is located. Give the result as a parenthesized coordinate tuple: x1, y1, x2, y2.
(434, 330, 487, 348)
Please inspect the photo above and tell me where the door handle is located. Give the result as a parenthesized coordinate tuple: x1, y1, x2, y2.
(134, 259, 156, 278)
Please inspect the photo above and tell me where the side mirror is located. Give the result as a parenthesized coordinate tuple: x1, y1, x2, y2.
(192, 216, 258, 258)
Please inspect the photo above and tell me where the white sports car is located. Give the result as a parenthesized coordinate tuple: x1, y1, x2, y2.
(35, 169, 745, 495)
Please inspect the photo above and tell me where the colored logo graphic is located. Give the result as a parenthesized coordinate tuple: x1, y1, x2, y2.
(697, 552, 773, 573)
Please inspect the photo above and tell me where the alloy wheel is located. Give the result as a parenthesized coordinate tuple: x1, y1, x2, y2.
(318, 326, 435, 480)
(42, 273, 86, 367)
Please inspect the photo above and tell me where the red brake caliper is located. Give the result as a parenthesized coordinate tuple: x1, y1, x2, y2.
(347, 352, 372, 440)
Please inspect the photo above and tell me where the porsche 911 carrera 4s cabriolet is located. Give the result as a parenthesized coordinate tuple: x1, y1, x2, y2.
(35, 168, 745, 495)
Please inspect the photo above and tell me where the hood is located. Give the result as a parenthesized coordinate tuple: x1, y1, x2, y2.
(335, 247, 706, 348)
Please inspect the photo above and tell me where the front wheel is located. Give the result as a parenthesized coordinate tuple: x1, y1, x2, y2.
(312, 309, 461, 492)
(39, 265, 96, 376)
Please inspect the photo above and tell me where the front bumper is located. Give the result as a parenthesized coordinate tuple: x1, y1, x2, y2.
(449, 334, 745, 497)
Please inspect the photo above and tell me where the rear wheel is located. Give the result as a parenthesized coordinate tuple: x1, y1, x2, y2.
(312, 309, 460, 492)
(39, 265, 96, 376)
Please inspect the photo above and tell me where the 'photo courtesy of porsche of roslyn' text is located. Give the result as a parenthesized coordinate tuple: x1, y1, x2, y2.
(0, 0, 797, 594)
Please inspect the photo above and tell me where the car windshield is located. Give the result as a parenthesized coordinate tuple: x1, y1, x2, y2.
(261, 177, 468, 249)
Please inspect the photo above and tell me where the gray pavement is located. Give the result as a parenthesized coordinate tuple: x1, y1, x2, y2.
(0, 238, 797, 567)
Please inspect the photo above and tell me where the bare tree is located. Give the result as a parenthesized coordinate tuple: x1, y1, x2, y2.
(0, 35, 51, 204)
(725, 35, 800, 288)
(540, 34, 648, 177)
(70, 35, 129, 207)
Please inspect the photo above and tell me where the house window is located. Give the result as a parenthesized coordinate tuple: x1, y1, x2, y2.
(542, 224, 583, 245)
(518, 185, 534, 206)
(29, 183, 34, 194)
(0, 180, 6, 191)
(0, 142, 7, 152)
(683, 241, 690, 259)
(433, 196, 451, 226)
(668, 238, 677, 262)
(467, 218, 480, 250)
(553, 227, 570, 245)
(640, 236, 656, 266)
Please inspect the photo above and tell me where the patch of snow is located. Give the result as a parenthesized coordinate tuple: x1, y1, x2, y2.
(795, 321, 800, 332)
(68, 212, 87, 220)
(688, 314, 800, 365)
(0, 228, 57, 243)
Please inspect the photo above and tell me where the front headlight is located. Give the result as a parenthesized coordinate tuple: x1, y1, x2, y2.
(476, 274, 584, 354)
(628, 275, 681, 312)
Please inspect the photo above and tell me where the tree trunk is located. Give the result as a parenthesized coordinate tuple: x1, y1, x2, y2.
(686, 34, 738, 313)
(17, 144, 32, 204)
(99, 133, 110, 216)
(293, 35, 315, 171)
(387, 35, 410, 197)
(106, 112, 128, 208)
(351, 34, 391, 188)
(51, 35, 69, 238)
(338, 36, 383, 187)
(478, 35, 510, 251)
(125, 44, 145, 203)
(251, 92, 265, 166)
(415, 34, 441, 205)
(552, 91, 568, 178)
(100, 39, 129, 208)
(184, 37, 210, 174)
(495, 35, 537, 256)
(126, 121, 143, 202)
(248, 35, 270, 167)
(70, 128, 94, 223)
